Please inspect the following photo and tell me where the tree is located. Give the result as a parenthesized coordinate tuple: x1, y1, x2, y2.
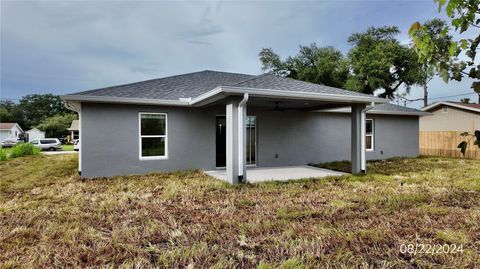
(17, 94, 72, 129)
(259, 44, 349, 88)
(460, 98, 471, 103)
(0, 100, 27, 128)
(411, 19, 453, 107)
(409, 0, 480, 92)
(37, 114, 77, 138)
(346, 26, 425, 98)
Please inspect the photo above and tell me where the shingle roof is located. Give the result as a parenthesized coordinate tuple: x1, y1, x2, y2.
(422, 101, 480, 113)
(0, 123, 17, 130)
(371, 103, 425, 114)
(234, 74, 372, 97)
(448, 101, 480, 109)
(67, 70, 378, 100)
(69, 71, 255, 100)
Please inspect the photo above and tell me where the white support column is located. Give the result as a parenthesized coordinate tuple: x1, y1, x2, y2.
(226, 100, 240, 184)
(351, 104, 366, 174)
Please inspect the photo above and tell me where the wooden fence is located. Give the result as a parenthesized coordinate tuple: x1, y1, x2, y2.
(420, 131, 480, 159)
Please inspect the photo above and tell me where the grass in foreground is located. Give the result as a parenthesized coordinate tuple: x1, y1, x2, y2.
(0, 155, 479, 268)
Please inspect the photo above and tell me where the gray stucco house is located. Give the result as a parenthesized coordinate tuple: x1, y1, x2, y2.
(62, 70, 427, 183)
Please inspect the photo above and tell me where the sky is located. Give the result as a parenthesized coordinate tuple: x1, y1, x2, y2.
(1, 0, 478, 108)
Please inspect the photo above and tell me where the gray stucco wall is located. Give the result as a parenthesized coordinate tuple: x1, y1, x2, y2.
(80, 103, 419, 178)
(81, 103, 217, 177)
(252, 109, 419, 166)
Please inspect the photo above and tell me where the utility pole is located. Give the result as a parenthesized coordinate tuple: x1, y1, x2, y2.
(423, 84, 428, 107)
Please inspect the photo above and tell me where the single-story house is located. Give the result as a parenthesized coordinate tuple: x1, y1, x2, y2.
(421, 101, 480, 131)
(67, 120, 79, 141)
(62, 70, 427, 183)
(0, 123, 23, 141)
(419, 101, 480, 159)
(25, 128, 45, 141)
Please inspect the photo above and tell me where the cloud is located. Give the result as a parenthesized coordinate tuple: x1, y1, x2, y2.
(1, 0, 476, 107)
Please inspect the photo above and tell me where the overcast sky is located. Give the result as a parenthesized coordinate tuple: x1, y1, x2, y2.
(1, 0, 478, 108)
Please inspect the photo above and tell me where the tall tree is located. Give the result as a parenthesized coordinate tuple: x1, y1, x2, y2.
(409, 0, 479, 92)
(18, 94, 72, 129)
(346, 26, 425, 98)
(411, 19, 453, 107)
(259, 44, 349, 88)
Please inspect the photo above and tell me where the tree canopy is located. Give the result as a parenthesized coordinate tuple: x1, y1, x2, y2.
(259, 44, 349, 88)
(346, 26, 425, 98)
(409, 0, 480, 92)
(0, 94, 73, 130)
(259, 26, 425, 99)
(37, 114, 77, 138)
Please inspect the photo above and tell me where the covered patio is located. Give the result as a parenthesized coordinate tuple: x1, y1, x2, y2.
(192, 85, 386, 184)
(206, 165, 347, 183)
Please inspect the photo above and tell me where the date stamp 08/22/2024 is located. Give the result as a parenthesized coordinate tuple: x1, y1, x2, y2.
(399, 243, 464, 255)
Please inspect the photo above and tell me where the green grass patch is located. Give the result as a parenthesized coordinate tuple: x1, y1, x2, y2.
(436, 229, 469, 245)
(62, 144, 74, 151)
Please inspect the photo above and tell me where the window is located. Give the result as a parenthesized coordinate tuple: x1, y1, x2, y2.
(40, 140, 58, 144)
(366, 119, 374, 151)
(442, 106, 448, 113)
(30, 140, 38, 145)
(139, 113, 167, 159)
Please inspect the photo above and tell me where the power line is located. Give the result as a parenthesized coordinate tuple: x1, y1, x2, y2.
(429, 92, 478, 100)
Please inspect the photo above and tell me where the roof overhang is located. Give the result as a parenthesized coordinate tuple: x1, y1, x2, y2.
(61, 86, 387, 107)
(317, 106, 430, 116)
(422, 101, 480, 113)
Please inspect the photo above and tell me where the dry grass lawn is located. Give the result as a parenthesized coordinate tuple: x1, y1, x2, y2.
(1, 154, 479, 268)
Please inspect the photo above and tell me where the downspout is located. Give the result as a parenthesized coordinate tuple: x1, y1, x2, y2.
(238, 93, 249, 180)
(360, 102, 375, 173)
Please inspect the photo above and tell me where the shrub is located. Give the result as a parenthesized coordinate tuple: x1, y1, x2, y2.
(9, 143, 41, 158)
(0, 148, 9, 161)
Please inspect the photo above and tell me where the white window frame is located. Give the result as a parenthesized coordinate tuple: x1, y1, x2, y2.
(138, 112, 168, 160)
(366, 119, 374, 152)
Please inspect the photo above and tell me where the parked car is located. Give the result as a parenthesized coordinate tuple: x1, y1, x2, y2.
(30, 138, 62, 151)
(1, 138, 20, 148)
(73, 139, 80, 151)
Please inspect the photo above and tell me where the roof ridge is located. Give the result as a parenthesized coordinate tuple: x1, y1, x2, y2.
(68, 70, 213, 96)
(68, 70, 257, 96)
(230, 73, 269, 86)
(236, 73, 377, 98)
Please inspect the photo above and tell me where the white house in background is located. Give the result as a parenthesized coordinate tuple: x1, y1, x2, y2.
(0, 123, 24, 141)
(25, 128, 45, 141)
(67, 120, 79, 141)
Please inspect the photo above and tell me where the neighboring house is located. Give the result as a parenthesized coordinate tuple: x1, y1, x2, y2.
(62, 70, 426, 182)
(420, 101, 480, 159)
(420, 101, 480, 131)
(0, 123, 23, 141)
(67, 120, 79, 141)
(25, 128, 45, 141)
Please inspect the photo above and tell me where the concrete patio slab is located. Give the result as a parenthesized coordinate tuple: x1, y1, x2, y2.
(205, 165, 347, 183)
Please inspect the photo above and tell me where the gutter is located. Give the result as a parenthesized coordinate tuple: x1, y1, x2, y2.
(237, 93, 249, 180)
(360, 103, 375, 172)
